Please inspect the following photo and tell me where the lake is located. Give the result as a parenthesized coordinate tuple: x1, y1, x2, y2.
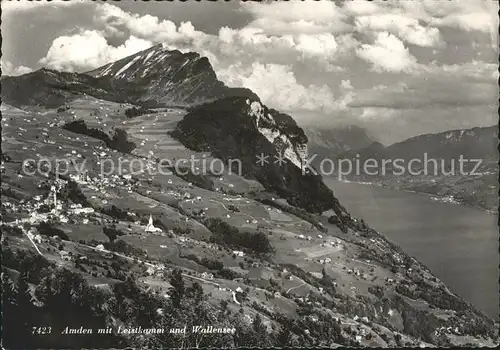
(324, 178, 499, 319)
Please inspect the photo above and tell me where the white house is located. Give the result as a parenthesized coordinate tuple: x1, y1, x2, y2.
(232, 250, 244, 257)
(59, 250, 71, 261)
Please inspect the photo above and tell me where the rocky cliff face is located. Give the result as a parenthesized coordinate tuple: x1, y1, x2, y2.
(171, 96, 345, 214)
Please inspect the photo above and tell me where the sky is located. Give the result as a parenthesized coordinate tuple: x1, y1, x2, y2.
(1, 0, 498, 144)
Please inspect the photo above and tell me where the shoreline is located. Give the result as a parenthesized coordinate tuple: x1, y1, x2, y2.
(334, 178, 497, 215)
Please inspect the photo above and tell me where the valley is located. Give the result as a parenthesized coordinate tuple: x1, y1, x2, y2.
(1, 45, 498, 348)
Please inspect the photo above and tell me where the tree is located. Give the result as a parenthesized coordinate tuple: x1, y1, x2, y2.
(252, 314, 267, 336)
(17, 268, 34, 315)
(5, 268, 37, 348)
(169, 269, 185, 307)
(188, 282, 204, 303)
(2, 272, 23, 347)
(277, 327, 291, 347)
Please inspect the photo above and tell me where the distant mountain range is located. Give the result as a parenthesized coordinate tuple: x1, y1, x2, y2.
(318, 125, 498, 211)
(339, 125, 497, 164)
(305, 125, 376, 159)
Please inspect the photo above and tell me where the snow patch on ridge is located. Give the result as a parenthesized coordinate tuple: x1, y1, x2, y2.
(97, 64, 114, 78)
(115, 56, 141, 78)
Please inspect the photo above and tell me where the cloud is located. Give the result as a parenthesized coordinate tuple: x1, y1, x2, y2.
(1, 60, 32, 76)
(295, 33, 339, 59)
(217, 62, 347, 114)
(351, 78, 496, 110)
(423, 60, 499, 83)
(25, 0, 498, 140)
(39, 30, 153, 72)
(356, 32, 418, 73)
(342, 1, 382, 16)
(354, 14, 443, 47)
(1, 0, 80, 15)
(423, 1, 498, 33)
(243, 0, 351, 34)
(359, 104, 497, 145)
(215, 26, 356, 74)
(94, 3, 210, 46)
(350, 58, 498, 111)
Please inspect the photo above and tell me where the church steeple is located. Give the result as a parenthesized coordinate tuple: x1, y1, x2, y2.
(145, 214, 162, 233)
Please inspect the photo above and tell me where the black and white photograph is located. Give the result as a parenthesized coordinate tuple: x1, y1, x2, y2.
(1, 0, 498, 348)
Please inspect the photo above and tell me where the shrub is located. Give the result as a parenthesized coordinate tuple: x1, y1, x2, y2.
(125, 106, 153, 118)
(102, 205, 133, 221)
(59, 179, 90, 207)
(62, 120, 136, 154)
(102, 225, 126, 242)
(204, 218, 273, 254)
(37, 222, 69, 240)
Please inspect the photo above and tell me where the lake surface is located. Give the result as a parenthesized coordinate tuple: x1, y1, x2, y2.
(324, 178, 499, 319)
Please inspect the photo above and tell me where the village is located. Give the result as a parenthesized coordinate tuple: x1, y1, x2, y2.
(1, 96, 482, 348)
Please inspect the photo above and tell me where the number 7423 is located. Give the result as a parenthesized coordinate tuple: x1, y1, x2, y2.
(32, 326, 52, 335)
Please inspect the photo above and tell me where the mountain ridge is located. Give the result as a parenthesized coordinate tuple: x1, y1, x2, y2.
(86, 43, 258, 106)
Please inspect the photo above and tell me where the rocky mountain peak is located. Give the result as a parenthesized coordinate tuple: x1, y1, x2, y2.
(87, 44, 206, 81)
(87, 44, 256, 106)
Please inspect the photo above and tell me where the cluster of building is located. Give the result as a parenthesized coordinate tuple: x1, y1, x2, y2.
(175, 235, 218, 252)
(201, 272, 214, 280)
(434, 326, 461, 336)
(320, 239, 344, 249)
(318, 257, 332, 264)
(346, 268, 365, 278)
(5, 178, 97, 229)
(146, 263, 166, 276)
